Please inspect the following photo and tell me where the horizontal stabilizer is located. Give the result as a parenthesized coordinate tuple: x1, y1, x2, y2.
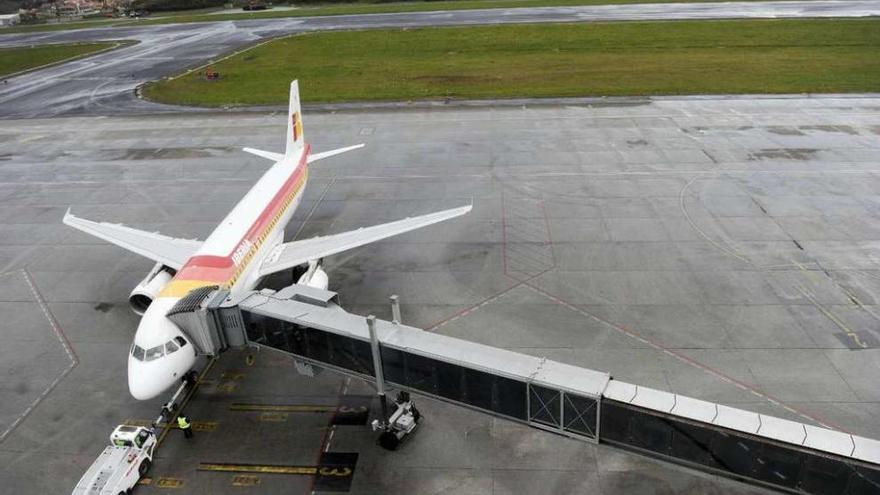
(63, 209, 202, 269)
(243, 147, 285, 163)
(258, 204, 472, 277)
(308, 144, 365, 164)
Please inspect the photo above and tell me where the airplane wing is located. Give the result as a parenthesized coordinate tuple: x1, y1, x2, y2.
(63, 209, 202, 270)
(258, 205, 472, 277)
(243, 143, 365, 164)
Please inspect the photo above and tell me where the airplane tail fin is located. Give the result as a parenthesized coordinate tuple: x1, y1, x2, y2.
(243, 81, 365, 164)
(286, 80, 304, 158)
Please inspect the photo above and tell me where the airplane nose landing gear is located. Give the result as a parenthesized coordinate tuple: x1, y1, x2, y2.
(372, 391, 421, 451)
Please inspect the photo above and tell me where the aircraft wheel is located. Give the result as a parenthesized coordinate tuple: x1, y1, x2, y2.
(139, 459, 151, 477)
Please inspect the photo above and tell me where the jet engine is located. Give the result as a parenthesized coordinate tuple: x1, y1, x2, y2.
(129, 263, 175, 315)
(297, 259, 329, 290)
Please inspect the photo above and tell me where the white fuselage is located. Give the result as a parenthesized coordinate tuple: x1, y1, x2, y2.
(127, 145, 310, 400)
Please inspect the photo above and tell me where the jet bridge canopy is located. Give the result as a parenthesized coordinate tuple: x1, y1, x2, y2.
(238, 288, 608, 440)
(177, 284, 880, 494)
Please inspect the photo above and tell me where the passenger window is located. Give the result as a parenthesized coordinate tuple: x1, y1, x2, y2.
(131, 345, 146, 361)
(165, 340, 179, 354)
(144, 345, 164, 362)
(175, 336, 187, 347)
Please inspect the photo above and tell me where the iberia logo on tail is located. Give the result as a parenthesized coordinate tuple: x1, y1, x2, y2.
(292, 112, 302, 142)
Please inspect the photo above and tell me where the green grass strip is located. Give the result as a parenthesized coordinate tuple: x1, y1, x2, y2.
(143, 19, 880, 106)
(0, 42, 122, 77)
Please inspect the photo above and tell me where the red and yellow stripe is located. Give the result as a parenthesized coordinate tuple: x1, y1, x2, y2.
(160, 146, 310, 298)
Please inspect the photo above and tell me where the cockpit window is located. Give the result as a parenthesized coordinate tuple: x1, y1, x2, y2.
(144, 345, 165, 362)
(131, 344, 146, 361)
(165, 339, 179, 355)
(175, 336, 187, 347)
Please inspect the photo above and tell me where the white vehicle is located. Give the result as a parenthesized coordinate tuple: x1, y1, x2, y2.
(72, 425, 156, 495)
(63, 80, 471, 401)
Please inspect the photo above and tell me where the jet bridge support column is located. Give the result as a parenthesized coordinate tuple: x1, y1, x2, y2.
(367, 315, 388, 422)
(390, 295, 401, 325)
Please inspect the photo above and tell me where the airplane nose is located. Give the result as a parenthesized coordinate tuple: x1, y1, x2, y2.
(127, 342, 198, 400)
(128, 357, 171, 401)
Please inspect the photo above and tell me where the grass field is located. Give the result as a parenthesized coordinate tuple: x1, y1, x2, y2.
(0, 42, 122, 77)
(1, 0, 784, 33)
(142, 19, 880, 106)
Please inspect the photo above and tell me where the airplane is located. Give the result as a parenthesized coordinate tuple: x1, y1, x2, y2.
(63, 80, 472, 401)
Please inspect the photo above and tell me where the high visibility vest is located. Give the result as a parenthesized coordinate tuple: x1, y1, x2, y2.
(177, 416, 191, 429)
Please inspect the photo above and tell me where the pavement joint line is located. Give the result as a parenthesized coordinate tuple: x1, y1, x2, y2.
(0, 269, 79, 444)
(795, 284, 868, 350)
(427, 181, 557, 331)
(517, 277, 846, 432)
(322, 377, 351, 455)
(802, 260, 880, 329)
(424, 269, 549, 332)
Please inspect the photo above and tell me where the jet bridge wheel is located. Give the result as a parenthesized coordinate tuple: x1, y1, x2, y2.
(378, 431, 400, 451)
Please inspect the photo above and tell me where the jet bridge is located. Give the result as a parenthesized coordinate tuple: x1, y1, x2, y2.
(173, 285, 880, 495)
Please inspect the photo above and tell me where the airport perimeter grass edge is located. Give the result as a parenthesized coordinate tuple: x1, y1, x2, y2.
(0, 42, 123, 78)
(142, 19, 880, 106)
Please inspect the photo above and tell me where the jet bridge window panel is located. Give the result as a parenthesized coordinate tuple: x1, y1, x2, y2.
(710, 431, 758, 478)
(404, 352, 438, 395)
(799, 455, 852, 495)
(847, 465, 880, 495)
(494, 374, 527, 420)
(463, 368, 494, 411)
(242, 311, 374, 376)
(668, 418, 721, 469)
(378, 345, 527, 421)
(600, 400, 880, 495)
(752, 442, 801, 490)
(528, 384, 561, 429)
(562, 393, 598, 438)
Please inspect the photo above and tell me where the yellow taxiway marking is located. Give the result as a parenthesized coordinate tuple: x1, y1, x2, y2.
(231, 475, 261, 487)
(124, 419, 218, 432)
(199, 463, 318, 475)
(18, 134, 45, 144)
(796, 283, 868, 349)
(230, 403, 336, 413)
(155, 477, 183, 488)
(259, 412, 288, 422)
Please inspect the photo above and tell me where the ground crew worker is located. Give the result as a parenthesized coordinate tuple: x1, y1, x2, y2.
(177, 415, 194, 439)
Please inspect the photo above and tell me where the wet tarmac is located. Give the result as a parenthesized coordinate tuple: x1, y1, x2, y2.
(0, 95, 878, 493)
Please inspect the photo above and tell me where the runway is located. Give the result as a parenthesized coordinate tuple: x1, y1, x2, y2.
(0, 0, 878, 118)
(0, 95, 878, 493)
